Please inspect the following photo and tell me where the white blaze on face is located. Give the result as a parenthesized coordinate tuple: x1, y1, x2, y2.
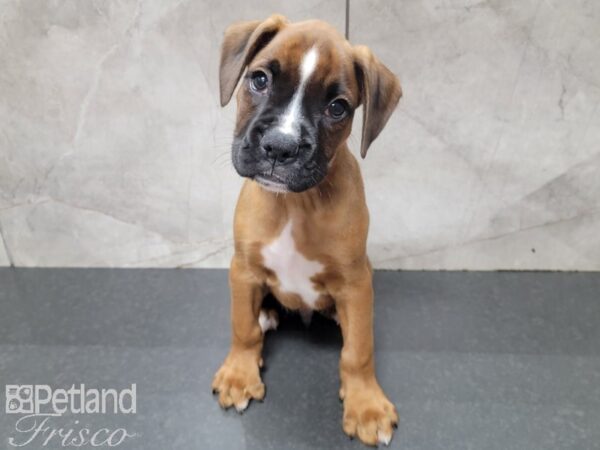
(279, 47, 319, 136)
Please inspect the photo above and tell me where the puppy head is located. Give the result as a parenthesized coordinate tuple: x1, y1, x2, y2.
(220, 15, 402, 193)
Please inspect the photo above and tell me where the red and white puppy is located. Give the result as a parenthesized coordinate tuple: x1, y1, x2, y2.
(212, 15, 402, 447)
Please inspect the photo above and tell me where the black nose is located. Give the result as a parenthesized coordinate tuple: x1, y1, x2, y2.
(260, 129, 299, 164)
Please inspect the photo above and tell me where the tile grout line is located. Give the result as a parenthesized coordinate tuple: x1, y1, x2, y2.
(0, 221, 14, 267)
(345, 0, 350, 40)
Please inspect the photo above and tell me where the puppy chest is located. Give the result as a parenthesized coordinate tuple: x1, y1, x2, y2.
(261, 221, 324, 309)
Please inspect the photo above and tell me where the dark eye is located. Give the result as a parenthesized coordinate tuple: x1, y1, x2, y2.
(250, 71, 269, 92)
(326, 99, 348, 119)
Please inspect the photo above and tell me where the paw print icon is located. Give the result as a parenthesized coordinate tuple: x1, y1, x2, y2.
(5, 385, 34, 414)
(7, 399, 19, 411)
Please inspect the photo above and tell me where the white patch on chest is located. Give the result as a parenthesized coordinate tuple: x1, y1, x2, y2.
(279, 46, 319, 136)
(261, 221, 324, 309)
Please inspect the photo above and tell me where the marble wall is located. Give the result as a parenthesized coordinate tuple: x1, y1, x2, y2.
(0, 0, 598, 270)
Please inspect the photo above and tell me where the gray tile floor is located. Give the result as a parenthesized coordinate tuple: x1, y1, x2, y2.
(0, 268, 599, 449)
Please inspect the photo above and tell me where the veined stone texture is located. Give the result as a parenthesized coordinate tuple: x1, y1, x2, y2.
(0, 0, 599, 270)
(352, 0, 600, 270)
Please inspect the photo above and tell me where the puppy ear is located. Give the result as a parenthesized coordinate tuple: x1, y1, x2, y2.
(219, 14, 287, 107)
(353, 45, 402, 158)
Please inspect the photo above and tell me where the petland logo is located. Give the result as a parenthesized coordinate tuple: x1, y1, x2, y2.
(5, 384, 137, 447)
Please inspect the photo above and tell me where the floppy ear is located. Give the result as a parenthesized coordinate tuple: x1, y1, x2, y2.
(353, 45, 402, 158)
(219, 14, 287, 107)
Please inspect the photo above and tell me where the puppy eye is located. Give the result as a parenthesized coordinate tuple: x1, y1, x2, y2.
(250, 71, 269, 92)
(326, 99, 348, 119)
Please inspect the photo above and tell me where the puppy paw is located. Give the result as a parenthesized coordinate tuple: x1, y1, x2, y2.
(341, 384, 398, 446)
(211, 352, 264, 413)
(258, 309, 279, 333)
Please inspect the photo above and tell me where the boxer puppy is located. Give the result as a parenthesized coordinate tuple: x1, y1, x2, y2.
(212, 14, 402, 446)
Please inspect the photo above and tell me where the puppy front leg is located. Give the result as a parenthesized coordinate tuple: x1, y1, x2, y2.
(212, 256, 266, 412)
(335, 267, 398, 446)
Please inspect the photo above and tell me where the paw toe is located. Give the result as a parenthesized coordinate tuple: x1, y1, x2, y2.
(377, 429, 392, 446)
(377, 417, 394, 446)
(343, 413, 357, 437)
(248, 382, 265, 400)
(357, 420, 378, 446)
(234, 397, 249, 412)
(218, 390, 233, 408)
